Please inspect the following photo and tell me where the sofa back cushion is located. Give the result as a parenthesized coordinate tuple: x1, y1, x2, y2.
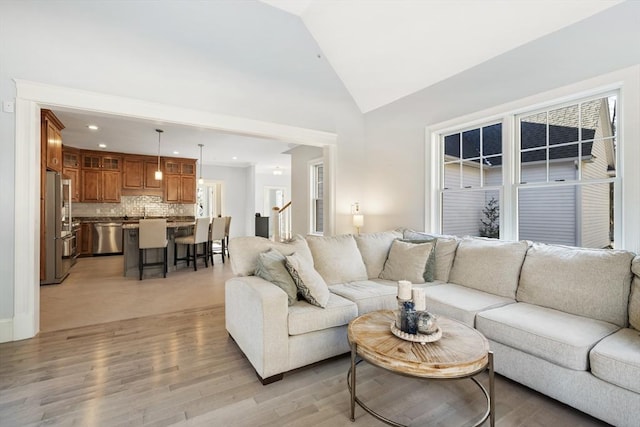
(448, 237, 528, 299)
(354, 230, 402, 279)
(629, 256, 640, 330)
(229, 235, 313, 277)
(517, 242, 634, 327)
(403, 230, 459, 282)
(306, 234, 368, 285)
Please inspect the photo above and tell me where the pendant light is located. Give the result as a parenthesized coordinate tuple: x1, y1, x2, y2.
(155, 129, 163, 180)
(198, 143, 204, 185)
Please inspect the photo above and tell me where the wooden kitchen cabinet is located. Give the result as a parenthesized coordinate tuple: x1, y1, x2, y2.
(63, 147, 81, 202)
(162, 158, 196, 203)
(122, 155, 163, 192)
(41, 109, 64, 173)
(81, 152, 122, 202)
(79, 223, 93, 256)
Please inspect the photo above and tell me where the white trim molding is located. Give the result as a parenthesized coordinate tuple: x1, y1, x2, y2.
(12, 80, 338, 341)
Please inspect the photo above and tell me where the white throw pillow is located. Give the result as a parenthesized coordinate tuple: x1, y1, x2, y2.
(306, 234, 368, 285)
(379, 240, 434, 284)
(285, 252, 330, 308)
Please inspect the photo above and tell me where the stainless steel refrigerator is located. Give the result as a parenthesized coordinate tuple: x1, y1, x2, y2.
(42, 171, 76, 284)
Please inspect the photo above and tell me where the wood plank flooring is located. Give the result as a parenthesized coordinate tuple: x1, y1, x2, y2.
(1, 305, 610, 426)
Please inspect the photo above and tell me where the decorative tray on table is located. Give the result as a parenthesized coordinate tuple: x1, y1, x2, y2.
(390, 323, 442, 344)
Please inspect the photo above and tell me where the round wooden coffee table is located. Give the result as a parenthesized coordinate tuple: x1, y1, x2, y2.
(347, 310, 494, 426)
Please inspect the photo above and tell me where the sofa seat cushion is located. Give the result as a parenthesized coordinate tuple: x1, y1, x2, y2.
(306, 234, 368, 285)
(476, 303, 619, 371)
(287, 293, 358, 336)
(448, 237, 528, 299)
(354, 230, 402, 279)
(517, 242, 634, 327)
(590, 327, 640, 393)
(424, 283, 515, 327)
(329, 280, 398, 314)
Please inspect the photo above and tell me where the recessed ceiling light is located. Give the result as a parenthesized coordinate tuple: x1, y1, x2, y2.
(87, 125, 99, 130)
(232, 156, 238, 160)
(98, 143, 107, 148)
(173, 151, 179, 155)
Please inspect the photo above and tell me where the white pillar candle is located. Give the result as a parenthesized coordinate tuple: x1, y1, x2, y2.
(397, 280, 412, 300)
(412, 288, 426, 311)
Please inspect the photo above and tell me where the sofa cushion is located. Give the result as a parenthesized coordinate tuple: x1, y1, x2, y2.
(285, 252, 330, 308)
(476, 303, 619, 371)
(329, 280, 398, 314)
(448, 237, 528, 299)
(590, 327, 640, 394)
(516, 242, 634, 327)
(400, 238, 437, 282)
(287, 293, 358, 336)
(403, 230, 459, 282)
(255, 249, 298, 306)
(229, 235, 313, 277)
(306, 235, 368, 285)
(379, 239, 434, 284)
(354, 230, 402, 279)
(423, 283, 515, 327)
(630, 256, 640, 331)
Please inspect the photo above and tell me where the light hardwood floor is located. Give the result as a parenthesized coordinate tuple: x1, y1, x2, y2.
(1, 257, 610, 426)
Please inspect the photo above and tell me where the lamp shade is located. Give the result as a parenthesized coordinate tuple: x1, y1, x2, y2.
(353, 214, 364, 228)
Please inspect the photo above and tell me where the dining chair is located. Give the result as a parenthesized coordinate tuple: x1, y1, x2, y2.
(174, 217, 210, 271)
(138, 218, 168, 280)
(209, 216, 226, 265)
(224, 216, 232, 258)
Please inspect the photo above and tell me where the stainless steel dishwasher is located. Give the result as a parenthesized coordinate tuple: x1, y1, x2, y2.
(92, 222, 123, 254)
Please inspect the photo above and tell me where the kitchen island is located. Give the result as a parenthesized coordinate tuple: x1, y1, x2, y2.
(122, 221, 195, 278)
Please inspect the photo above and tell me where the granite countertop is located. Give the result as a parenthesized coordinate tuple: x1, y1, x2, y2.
(76, 216, 195, 224)
(122, 221, 195, 230)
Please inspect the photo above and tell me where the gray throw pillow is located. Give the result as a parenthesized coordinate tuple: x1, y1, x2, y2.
(255, 249, 297, 306)
(379, 240, 435, 284)
(285, 252, 330, 308)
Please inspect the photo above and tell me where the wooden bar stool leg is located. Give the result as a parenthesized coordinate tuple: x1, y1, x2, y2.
(192, 244, 197, 271)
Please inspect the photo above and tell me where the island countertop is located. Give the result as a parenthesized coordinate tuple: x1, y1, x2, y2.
(122, 221, 195, 230)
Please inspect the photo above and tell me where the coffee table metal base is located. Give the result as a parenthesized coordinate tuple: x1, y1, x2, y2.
(348, 344, 495, 427)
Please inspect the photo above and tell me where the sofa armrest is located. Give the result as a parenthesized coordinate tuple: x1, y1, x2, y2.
(225, 276, 289, 380)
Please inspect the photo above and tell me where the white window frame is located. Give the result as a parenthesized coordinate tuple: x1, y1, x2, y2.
(428, 78, 629, 249)
(309, 159, 324, 235)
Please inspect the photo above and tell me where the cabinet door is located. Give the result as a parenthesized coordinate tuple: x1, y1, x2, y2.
(102, 156, 121, 171)
(165, 175, 181, 203)
(82, 170, 101, 202)
(63, 167, 81, 202)
(123, 158, 144, 189)
(181, 175, 196, 203)
(63, 151, 79, 168)
(80, 223, 93, 256)
(102, 171, 121, 202)
(164, 160, 181, 175)
(46, 123, 62, 172)
(181, 161, 195, 176)
(144, 160, 163, 189)
(82, 154, 101, 170)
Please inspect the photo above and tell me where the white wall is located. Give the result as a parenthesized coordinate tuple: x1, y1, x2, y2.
(289, 146, 323, 236)
(363, 1, 640, 242)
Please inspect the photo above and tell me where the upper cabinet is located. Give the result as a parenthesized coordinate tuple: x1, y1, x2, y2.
(41, 109, 65, 173)
(162, 158, 196, 203)
(81, 152, 122, 203)
(62, 147, 81, 202)
(122, 156, 163, 194)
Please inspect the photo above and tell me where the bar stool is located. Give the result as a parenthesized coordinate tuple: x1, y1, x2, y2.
(174, 217, 210, 271)
(224, 216, 232, 258)
(138, 218, 168, 280)
(208, 216, 226, 265)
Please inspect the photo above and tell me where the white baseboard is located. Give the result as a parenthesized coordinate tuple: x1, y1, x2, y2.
(0, 318, 13, 343)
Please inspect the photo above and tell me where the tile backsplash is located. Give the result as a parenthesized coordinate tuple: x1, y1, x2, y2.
(73, 195, 195, 218)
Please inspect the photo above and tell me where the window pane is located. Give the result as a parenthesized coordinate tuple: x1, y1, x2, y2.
(519, 183, 612, 248)
(442, 191, 500, 238)
(443, 162, 460, 190)
(444, 133, 461, 159)
(520, 112, 547, 149)
(548, 104, 579, 145)
(461, 160, 481, 187)
(549, 145, 578, 182)
(462, 129, 480, 159)
(484, 157, 502, 186)
(521, 149, 547, 183)
(482, 124, 502, 156)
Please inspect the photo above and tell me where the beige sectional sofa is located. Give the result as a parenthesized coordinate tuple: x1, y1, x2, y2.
(225, 231, 640, 426)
